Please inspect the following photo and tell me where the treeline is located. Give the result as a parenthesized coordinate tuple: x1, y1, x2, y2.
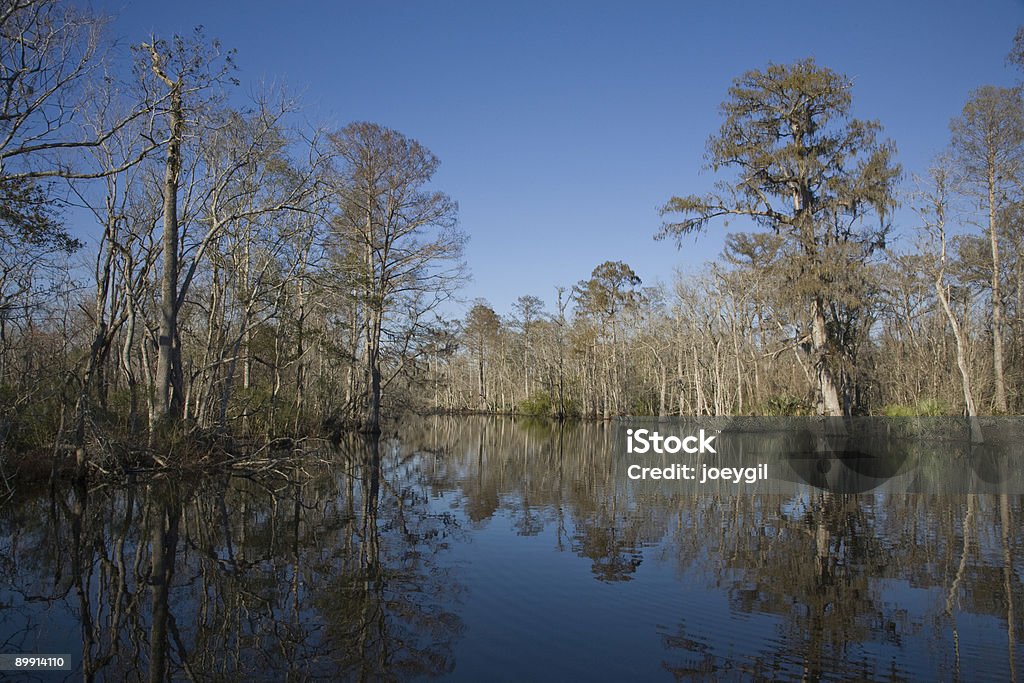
(438, 244, 1022, 418)
(436, 56, 1024, 421)
(1, 1, 1021, 462)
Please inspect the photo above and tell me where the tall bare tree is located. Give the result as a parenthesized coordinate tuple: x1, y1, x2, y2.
(139, 30, 238, 423)
(916, 165, 983, 441)
(329, 122, 464, 433)
(949, 85, 1024, 413)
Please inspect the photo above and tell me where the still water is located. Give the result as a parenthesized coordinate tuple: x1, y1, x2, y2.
(1, 416, 1022, 681)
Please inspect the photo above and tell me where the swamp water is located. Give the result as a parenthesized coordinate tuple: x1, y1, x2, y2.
(1, 416, 1022, 681)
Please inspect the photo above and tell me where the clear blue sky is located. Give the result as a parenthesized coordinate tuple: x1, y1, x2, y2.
(93, 0, 1023, 317)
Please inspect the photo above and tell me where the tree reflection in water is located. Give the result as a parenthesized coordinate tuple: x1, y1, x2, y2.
(0, 434, 463, 681)
(0, 416, 1022, 681)
(403, 417, 1023, 681)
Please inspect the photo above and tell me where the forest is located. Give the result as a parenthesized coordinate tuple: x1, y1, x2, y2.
(1, 0, 1022, 469)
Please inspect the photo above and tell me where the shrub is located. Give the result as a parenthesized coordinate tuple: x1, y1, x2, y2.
(517, 391, 552, 417)
(760, 395, 814, 416)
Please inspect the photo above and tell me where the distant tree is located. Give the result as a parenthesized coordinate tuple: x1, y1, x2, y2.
(463, 301, 501, 410)
(657, 59, 900, 416)
(949, 85, 1024, 413)
(573, 261, 643, 417)
(573, 261, 642, 321)
(1008, 25, 1024, 73)
(512, 294, 544, 398)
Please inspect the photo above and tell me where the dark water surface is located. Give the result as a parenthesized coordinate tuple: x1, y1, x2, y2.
(1, 416, 1022, 681)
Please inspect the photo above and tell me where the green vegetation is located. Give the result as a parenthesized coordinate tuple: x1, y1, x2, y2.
(880, 399, 949, 417)
(760, 396, 816, 417)
(517, 392, 553, 417)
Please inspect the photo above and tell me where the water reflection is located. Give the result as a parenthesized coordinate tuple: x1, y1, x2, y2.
(1, 435, 463, 681)
(0, 416, 1021, 681)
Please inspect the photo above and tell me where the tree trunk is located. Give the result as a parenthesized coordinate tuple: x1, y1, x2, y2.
(937, 281, 983, 442)
(294, 277, 306, 425)
(365, 307, 383, 434)
(988, 162, 1008, 413)
(155, 84, 183, 422)
(812, 296, 844, 416)
(659, 364, 667, 417)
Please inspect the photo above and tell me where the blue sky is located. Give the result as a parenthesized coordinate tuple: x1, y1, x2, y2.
(93, 0, 1023, 317)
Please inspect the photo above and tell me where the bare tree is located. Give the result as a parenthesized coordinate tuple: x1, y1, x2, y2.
(329, 122, 464, 432)
(138, 30, 238, 422)
(1, 0, 101, 183)
(949, 85, 1024, 413)
(463, 301, 501, 411)
(916, 165, 983, 441)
